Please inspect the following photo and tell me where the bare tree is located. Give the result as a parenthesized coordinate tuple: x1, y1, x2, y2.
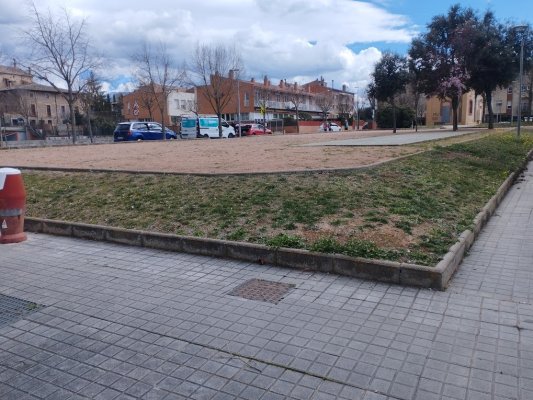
(134, 42, 185, 139)
(22, 1, 99, 143)
(255, 86, 270, 134)
(78, 71, 104, 143)
(286, 85, 307, 133)
(337, 95, 354, 130)
(136, 84, 157, 121)
(189, 43, 242, 137)
(315, 91, 336, 129)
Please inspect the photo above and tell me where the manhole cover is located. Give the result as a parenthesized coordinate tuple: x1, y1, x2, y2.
(228, 279, 295, 304)
(0, 294, 44, 328)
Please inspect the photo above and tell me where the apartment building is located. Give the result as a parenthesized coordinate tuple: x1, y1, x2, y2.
(488, 76, 532, 122)
(0, 65, 71, 138)
(0, 65, 33, 88)
(121, 86, 196, 125)
(196, 73, 355, 123)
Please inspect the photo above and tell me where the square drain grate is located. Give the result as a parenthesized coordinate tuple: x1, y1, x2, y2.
(0, 294, 44, 328)
(229, 279, 295, 304)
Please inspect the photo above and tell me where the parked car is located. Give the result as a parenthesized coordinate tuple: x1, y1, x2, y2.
(180, 116, 236, 139)
(113, 122, 177, 141)
(320, 122, 341, 132)
(243, 123, 272, 135)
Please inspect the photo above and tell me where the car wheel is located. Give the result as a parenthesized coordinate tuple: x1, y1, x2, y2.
(203, 134, 209, 139)
(228, 133, 235, 138)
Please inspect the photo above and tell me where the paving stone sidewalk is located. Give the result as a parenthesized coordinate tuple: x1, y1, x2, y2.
(0, 162, 532, 399)
(304, 130, 474, 147)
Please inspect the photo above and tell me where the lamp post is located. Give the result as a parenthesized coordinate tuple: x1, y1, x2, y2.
(513, 25, 527, 138)
(231, 69, 242, 137)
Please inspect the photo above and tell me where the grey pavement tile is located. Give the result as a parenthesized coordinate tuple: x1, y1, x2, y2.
(2, 161, 533, 400)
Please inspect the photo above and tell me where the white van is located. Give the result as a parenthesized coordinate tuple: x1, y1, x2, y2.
(180, 116, 236, 139)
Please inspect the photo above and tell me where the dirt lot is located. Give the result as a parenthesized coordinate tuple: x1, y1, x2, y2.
(1, 131, 423, 174)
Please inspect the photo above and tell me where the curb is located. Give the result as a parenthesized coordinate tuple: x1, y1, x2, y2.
(21, 149, 533, 291)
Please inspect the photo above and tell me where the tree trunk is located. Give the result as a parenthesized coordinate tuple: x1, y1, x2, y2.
(69, 92, 77, 144)
(485, 90, 494, 129)
(87, 111, 94, 143)
(392, 99, 397, 133)
(217, 114, 222, 138)
(414, 95, 419, 132)
(527, 68, 533, 117)
(295, 108, 300, 133)
(481, 93, 486, 124)
(161, 95, 168, 140)
(451, 95, 459, 131)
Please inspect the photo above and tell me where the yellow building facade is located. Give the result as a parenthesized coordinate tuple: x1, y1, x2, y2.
(426, 91, 484, 127)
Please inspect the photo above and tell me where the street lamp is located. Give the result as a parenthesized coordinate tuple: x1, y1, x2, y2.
(513, 25, 527, 138)
(230, 69, 242, 137)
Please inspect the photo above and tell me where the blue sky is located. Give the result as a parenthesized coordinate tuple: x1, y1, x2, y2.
(352, 0, 533, 54)
(0, 0, 531, 94)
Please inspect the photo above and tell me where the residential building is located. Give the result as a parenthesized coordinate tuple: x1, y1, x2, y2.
(487, 76, 532, 122)
(425, 91, 484, 127)
(0, 64, 71, 138)
(0, 65, 32, 89)
(196, 73, 355, 124)
(121, 86, 196, 126)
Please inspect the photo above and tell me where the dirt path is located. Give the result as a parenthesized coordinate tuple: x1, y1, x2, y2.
(1, 130, 429, 174)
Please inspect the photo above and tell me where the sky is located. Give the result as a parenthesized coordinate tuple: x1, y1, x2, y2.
(0, 0, 531, 96)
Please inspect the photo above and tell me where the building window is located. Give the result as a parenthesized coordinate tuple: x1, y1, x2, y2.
(46, 105, 52, 117)
(507, 101, 512, 110)
(244, 92, 250, 107)
(47, 120, 52, 125)
(508, 86, 513, 94)
(31, 104, 36, 116)
(61, 105, 66, 116)
(468, 100, 473, 115)
(180, 100, 187, 110)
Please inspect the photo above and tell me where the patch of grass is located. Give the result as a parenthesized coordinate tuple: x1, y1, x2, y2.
(23, 131, 533, 266)
(266, 233, 305, 249)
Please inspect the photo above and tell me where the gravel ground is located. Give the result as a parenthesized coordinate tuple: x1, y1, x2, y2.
(1, 130, 422, 174)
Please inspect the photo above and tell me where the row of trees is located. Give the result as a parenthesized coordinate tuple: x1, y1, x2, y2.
(18, 2, 359, 140)
(369, 4, 532, 132)
(15, 2, 242, 141)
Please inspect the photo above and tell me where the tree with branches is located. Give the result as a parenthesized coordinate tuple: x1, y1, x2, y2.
(189, 43, 242, 137)
(255, 85, 270, 134)
(134, 42, 185, 139)
(22, 1, 99, 143)
(409, 5, 477, 131)
(286, 85, 306, 133)
(315, 91, 336, 130)
(461, 12, 516, 129)
(370, 52, 409, 133)
(78, 71, 103, 142)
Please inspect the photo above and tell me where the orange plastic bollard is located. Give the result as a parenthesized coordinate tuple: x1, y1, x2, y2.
(0, 168, 27, 244)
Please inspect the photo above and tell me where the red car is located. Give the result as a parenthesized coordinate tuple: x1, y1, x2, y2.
(241, 123, 272, 135)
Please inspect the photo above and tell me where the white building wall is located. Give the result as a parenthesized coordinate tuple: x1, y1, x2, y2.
(167, 90, 196, 120)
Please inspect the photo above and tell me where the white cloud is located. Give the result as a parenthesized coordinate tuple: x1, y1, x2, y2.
(0, 0, 417, 93)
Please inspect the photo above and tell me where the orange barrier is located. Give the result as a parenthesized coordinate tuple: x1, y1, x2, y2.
(0, 168, 27, 244)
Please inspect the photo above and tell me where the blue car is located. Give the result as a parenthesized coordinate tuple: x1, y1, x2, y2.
(113, 122, 177, 141)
